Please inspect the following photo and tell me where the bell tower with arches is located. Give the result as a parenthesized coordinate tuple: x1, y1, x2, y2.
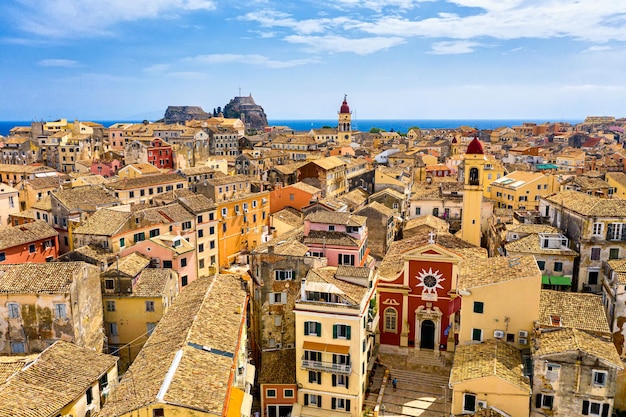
(460, 136, 486, 247)
(338, 95, 352, 144)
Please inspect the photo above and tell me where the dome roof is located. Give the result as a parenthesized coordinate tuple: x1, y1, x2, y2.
(466, 137, 484, 155)
(340, 96, 350, 114)
(451, 137, 458, 144)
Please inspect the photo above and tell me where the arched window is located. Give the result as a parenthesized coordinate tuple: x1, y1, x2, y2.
(469, 167, 479, 185)
(384, 307, 397, 332)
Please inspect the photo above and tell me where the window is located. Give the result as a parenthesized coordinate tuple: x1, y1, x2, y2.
(209, 226, 215, 235)
(275, 270, 294, 281)
(150, 228, 159, 238)
(222, 208, 228, 217)
(338, 254, 355, 266)
(198, 243, 204, 253)
(384, 308, 397, 332)
(105, 279, 114, 290)
(537, 260, 546, 270)
(163, 260, 173, 268)
(536, 393, 554, 410)
(554, 262, 563, 272)
(472, 328, 482, 341)
(284, 389, 294, 398)
(305, 394, 322, 407)
(329, 225, 335, 231)
(28, 244, 35, 253)
(473, 301, 484, 314)
(269, 292, 286, 305)
(145, 301, 155, 312)
(304, 321, 321, 336)
(607, 223, 624, 241)
(86, 387, 93, 405)
(591, 247, 601, 261)
(582, 400, 608, 417)
(463, 393, 477, 413)
(308, 370, 322, 384)
(119, 237, 125, 247)
(180, 258, 187, 267)
(546, 363, 560, 380)
(134, 232, 145, 242)
(592, 222, 604, 236)
(147, 322, 157, 336)
(197, 215, 203, 223)
(181, 275, 188, 287)
(332, 398, 351, 411)
(106, 301, 116, 312)
(153, 409, 165, 417)
(10, 342, 25, 354)
(8, 303, 19, 318)
(54, 304, 67, 319)
(199, 258, 205, 269)
(289, 193, 295, 201)
(593, 370, 607, 386)
(333, 324, 351, 339)
(182, 221, 192, 230)
(198, 229, 204, 238)
(588, 271, 599, 285)
(415, 207, 421, 215)
(266, 389, 277, 398)
(108, 322, 118, 336)
(610, 248, 619, 260)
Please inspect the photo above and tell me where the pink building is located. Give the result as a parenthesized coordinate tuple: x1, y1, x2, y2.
(91, 159, 122, 178)
(302, 211, 374, 269)
(120, 233, 197, 290)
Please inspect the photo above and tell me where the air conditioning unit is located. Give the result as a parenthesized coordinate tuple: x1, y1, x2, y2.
(519, 338, 528, 345)
(519, 330, 529, 338)
(494, 330, 504, 339)
(477, 400, 487, 409)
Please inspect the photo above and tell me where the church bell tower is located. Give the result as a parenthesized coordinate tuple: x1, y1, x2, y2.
(460, 137, 486, 247)
(338, 95, 352, 144)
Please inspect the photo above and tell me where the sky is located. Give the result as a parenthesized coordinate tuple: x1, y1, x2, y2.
(1, 0, 626, 121)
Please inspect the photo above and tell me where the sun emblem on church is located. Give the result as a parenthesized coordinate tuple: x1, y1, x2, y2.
(416, 268, 445, 294)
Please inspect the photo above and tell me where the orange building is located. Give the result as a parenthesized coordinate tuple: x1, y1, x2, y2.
(269, 182, 322, 214)
(217, 191, 270, 267)
(0, 220, 59, 264)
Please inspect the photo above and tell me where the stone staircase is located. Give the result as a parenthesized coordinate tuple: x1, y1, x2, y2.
(378, 345, 451, 376)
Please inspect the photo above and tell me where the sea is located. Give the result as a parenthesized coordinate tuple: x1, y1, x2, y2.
(0, 118, 581, 137)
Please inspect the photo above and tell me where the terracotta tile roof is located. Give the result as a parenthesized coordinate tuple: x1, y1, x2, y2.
(203, 174, 251, 186)
(0, 221, 58, 251)
(273, 162, 307, 175)
(104, 253, 150, 278)
(336, 265, 371, 279)
(73, 208, 131, 236)
(10, 209, 36, 220)
(53, 186, 119, 210)
(108, 173, 185, 190)
(459, 255, 540, 289)
(124, 163, 161, 174)
(504, 234, 578, 257)
(17, 176, 63, 190)
(303, 230, 359, 247)
(450, 339, 530, 392)
(0, 340, 117, 417)
(180, 165, 226, 177)
(534, 328, 622, 368)
(140, 203, 195, 224)
(0, 164, 55, 174)
(252, 227, 305, 254)
(99, 274, 247, 416)
(360, 201, 395, 218)
(303, 267, 368, 305)
(506, 224, 560, 235)
(544, 190, 626, 217)
(404, 215, 449, 232)
(606, 172, 626, 188)
(67, 245, 117, 265)
(272, 208, 304, 228)
(370, 187, 405, 201)
(310, 156, 346, 170)
(0, 359, 28, 385)
(305, 211, 367, 227)
(0, 262, 92, 294)
(379, 230, 484, 280)
(31, 195, 51, 211)
(258, 349, 297, 385)
(177, 194, 215, 213)
(288, 182, 322, 194)
(539, 290, 610, 335)
(132, 269, 176, 297)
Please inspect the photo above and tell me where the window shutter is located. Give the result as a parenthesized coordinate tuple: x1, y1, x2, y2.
(333, 324, 338, 339)
(332, 398, 337, 410)
(346, 399, 351, 410)
(582, 400, 590, 415)
(317, 396, 322, 408)
(316, 322, 321, 337)
(309, 372, 314, 383)
(317, 372, 322, 385)
(304, 394, 309, 406)
(332, 374, 337, 386)
(304, 322, 310, 336)
(602, 404, 609, 417)
(536, 394, 542, 408)
(269, 294, 274, 305)
(346, 325, 351, 340)
(346, 377, 350, 389)
(281, 292, 287, 304)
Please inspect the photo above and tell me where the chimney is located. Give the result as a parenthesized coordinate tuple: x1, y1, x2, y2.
(268, 244, 274, 254)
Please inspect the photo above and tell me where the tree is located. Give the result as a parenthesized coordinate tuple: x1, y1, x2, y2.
(370, 127, 385, 133)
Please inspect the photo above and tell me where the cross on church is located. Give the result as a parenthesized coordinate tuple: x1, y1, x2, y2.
(428, 231, 436, 244)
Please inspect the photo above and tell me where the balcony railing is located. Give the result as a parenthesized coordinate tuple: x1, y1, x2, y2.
(301, 358, 351, 375)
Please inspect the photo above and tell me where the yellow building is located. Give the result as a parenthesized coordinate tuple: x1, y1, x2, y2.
(481, 156, 506, 198)
(107, 173, 187, 204)
(0, 340, 118, 417)
(555, 148, 586, 172)
(450, 339, 531, 417)
(460, 137, 486, 247)
(217, 191, 270, 267)
(606, 172, 626, 199)
(101, 253, 179, 370)
(457, 255, 541, 348)
(99, 274, 254, 417)
(490, 171, 558, 211)
(293, 266, 377, 417)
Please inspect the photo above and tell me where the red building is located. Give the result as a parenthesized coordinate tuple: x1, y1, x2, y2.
(147, 138, 174, 169)
(377, 230, 483, 353)
(0, 220, 59, 264)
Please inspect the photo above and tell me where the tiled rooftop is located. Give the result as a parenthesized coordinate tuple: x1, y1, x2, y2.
(133, 268, 176, 297)
(0, 340, 117, 417)
(544, 190, 626, 217)
(258, 349, 297, 385)
(73, 208, 131, 236)
(302, 267, 368, 306)
(0, 262, 92, 294)
(107, 173, 185, 190)
(99, 274, 247, 416)
(504, 234, 578, 256)
(103, 252, 150, 278)
(458, 255, 540, 289)
(305, 211, 367, 227)
(450, 339, 530, 392)
(534, 328, 622, 368)
(53, 186, 119, 210)
(0, 220, 58, 250)
(539, 290, 611, 334)
(303, 230, 359, 247)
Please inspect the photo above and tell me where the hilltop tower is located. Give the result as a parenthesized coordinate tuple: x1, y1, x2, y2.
(338, 95, 352, 143)
(460, 137, 486, 247)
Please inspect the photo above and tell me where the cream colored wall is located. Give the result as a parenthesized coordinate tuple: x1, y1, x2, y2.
(452, 376, 530, 417)
(119, 403, 213, 417)
(458, 275, 540, 348)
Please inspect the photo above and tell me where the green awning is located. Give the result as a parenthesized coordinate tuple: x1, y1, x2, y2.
(542, 275, 572, 286)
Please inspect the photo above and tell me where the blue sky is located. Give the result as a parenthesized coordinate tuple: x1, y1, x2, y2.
(1, 0, 625, 121)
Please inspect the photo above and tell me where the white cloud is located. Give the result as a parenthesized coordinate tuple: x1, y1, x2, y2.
(428, 40, 483, 54)
(185, 54, 319, 68)
(38, 59, 81, 67)
(11, 0, 216, 38)
(284, 35, 406, 55)
(582, 45, 613, 53)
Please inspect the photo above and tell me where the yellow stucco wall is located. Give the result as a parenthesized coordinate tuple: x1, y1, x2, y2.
(452, 375, 530, 417)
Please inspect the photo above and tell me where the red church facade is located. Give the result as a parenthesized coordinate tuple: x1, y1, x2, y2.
(148, 138, 174, 169)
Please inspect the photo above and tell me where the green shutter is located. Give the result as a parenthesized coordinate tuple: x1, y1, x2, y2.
(316, 322, 321, 337)
(346, 325, 351, 340)
(333, 324, 338, 339)
(309, 371, 314, 383)
(332, 398, 336, 410)
(304, 322, 310, 336)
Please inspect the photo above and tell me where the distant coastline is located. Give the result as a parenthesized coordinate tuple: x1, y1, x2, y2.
(0, 118, 582, 137)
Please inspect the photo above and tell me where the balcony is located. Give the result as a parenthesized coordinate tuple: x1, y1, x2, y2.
(301, 358, 351, 375)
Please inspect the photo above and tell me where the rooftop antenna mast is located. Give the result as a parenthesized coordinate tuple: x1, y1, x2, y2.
(238, 86, 242, 97)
